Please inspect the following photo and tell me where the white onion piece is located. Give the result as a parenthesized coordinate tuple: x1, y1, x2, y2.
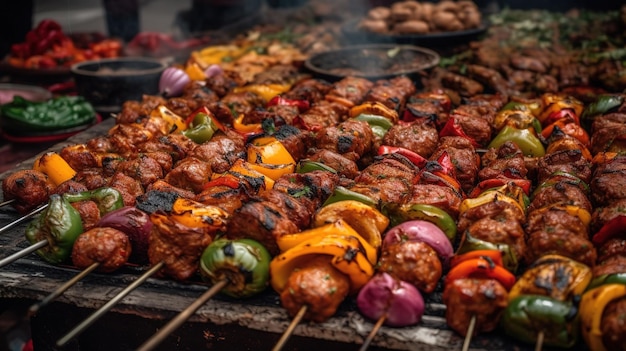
(383, 219, 454, 267)
(204, 64, 223, 78)
(357, 272, 424, 327)
(159, 67, 190, 97)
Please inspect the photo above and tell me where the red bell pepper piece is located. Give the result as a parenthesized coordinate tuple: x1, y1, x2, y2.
(203, 176, 240, 190)
(450, 250, 504, 269)
(439, 116, 480, 147)
(435, 151, 456, 178)
(445, 257, 516, 290)
(377, 145, 427, 168)
(267, 96, 310, 112)
(592, 215, 626, 246)
(543, 108, 579, 127)
(469, 177, 532, 198)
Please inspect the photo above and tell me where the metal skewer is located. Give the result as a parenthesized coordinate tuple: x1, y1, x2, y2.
(0, 240, 48, 269)
(0, 199, 15, 208)
(56, 261, 165, 347)
(136, 279, 228, 351)
(0, 203, 48, 235)
(462, 315, 476, 351)
(358, 313, 387, 351)
(271, 305, 308, 351)
(29, 262, 100, 315)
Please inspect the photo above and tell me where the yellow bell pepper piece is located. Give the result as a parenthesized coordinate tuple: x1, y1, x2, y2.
(214, 159, 274, 191)
(233, 114, 262, 133)
(185, 63, 206, 81)
(247, 140, 295, 165)
(169, 198, 229, 230)
(270, 234, 374, 295)
(33, 152, 76, 186)
(151, 105, 187, 133)
(277, 219, 378, 264)
(233, 84, 291, 102)
(247, 162, 295, 181)
(349, 101, 399, 124)
(508, 254, 592, 302)
(532, 204, 592, 228)
(580, 284, 626, 351)
(539, 93, 584, 124)
(459, 190, 525, 217)
(312, 200, 388, 250)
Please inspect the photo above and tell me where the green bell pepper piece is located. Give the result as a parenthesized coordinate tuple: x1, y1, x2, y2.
(488, 126, 545, 157)
(0, 96, 95, 132)
(381, 203, 456, 241)
(354, 113, 393, 139)
(501, 295, 579, 348)
(581, 94, 624, 130)
(456, 230, 518, 273)
(24, 194, 84, 265)
(62, 187, 124, 215)
(586, 273, 626, 291)
(296, 160, 338, 174)
(182, 112, 219, 144)
(322, 186, 377, 208)
(200, 238, 271, 298)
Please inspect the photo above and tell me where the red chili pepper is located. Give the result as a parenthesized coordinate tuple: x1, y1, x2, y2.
(35, 30, 67, 55)
(450, 250, 504, 269)
(202, 176, 240, 190)
(35, 19, 62, 37)
(439, 116, 480, 147)
(378, 145, 427, 168)
(445, 257, 516, 290)
(267, 96, 310, 112)
(469, 177, 532, 198)
(592, 215, 626, 246)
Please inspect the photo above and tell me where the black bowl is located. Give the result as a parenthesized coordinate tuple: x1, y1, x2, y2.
(71, 57, 166, 114)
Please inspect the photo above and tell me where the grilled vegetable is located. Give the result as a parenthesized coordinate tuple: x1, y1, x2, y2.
(580, 284, 626, 351)
(0, 95, 95, 132)
(382, 203, 457, 241)
(349, 101, 399, 123)
(383, 220, 454, 267)
(322, 185, 377, 207)
(33, 151, 76, 186)
(456, 231, 519, 273)
(200, 238, 271, 298)
(62, 187, 124, 216)
(377, 145, 427, 168)
(502, 295, 580, 348)
(159, 66, 190, 97)
(25, 194, 84, 264)
(182, 111, 220, 144)
(357, 272, 425, 327)
(445, 257, 516, 291)
(97, 206, 152, 264)
(487, 125, 545, 157)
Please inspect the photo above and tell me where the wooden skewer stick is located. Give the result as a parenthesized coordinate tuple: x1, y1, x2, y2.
(0, 203, 48, 235)
(56, 261, 165, 347)
(0, 240, 48, 269)
(358, 313, 387, 351)
(535, 331, 544, 351)
(271, 305, 308, 351)
(0, 199, 15, 208)
(29, 262, 100, 315)
(136, 279, 228, 351)
(462, 315, 476, 351)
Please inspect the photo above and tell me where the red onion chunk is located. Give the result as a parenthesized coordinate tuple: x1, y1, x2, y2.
(383, 220, 453, 267)
(97, 206, 152, 264)
(357, 272, 424, 327)
(159, 67, 190, 97)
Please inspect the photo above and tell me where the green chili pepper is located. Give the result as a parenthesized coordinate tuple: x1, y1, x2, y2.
(322, 186, 377, 208)
(182, 112, 219, 144)
(456, 231, 518, 273)
(0, 96, 95, 132)
(62, 187, 124, 215)
(581, 94, 624, 130)
(381, 203, 456, 241)
(354, 113, 393, 139)
(586, 273, 626, 291)
(24, 194, 84, 264)
(296, 160, 338, 174)
(488, 126, 545, 157)
(199, 238, 271, 298)
(501, 295, 579, 348)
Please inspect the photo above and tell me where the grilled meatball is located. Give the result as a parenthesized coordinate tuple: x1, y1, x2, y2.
(260, 190, 314, 229)
(591, 167, 626, 207)
(316, 119, 375, 162)
(195, 184, 251, 214)
(71, 200, 101, 231)
(273, 125, 313, 162)
(326, 76, 374, 106)
(351, 154, 418, 204)
(526, 207, 589, 240)
(590, 113, 626, 155)
(72, 227, 131, 273)
(282, 78, 332, 104)
(280, 256, 350, 323)
(597, 239, 626, 263)
(53, 180, 88, 196)
(147, 180, 196, 200)
(307, 149, 360, 179)
(116, 154, 164, 188)
(527, 230, 597, 267)
(163, 157, 212, 193)
(408, 184, 463, 219)
(190, 133, 246, 174)
(465, 216, 528, 265)
(479, 142, 528, 181)
(594, 255, 626, 277)
(431, 136, 480, 194)
(2, 170, 54, 214)
(60, 144, 101, 171)
(442, 278, 509, 336)
(298, 101, 349, 130)
(226, 199, 300, 255)
(74, 168, 110, 190)
(536, 149, 592, 185)
(272, 170, 338, 210)
(108, 172, 144, 206)
(591, 199, 626, 234)
(528, 180, 593, 213)
(378, 241, 442, 294)
(450, 113, 492, 147)
(601, 297, 626, 351)
(382, 119, 439, 158)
